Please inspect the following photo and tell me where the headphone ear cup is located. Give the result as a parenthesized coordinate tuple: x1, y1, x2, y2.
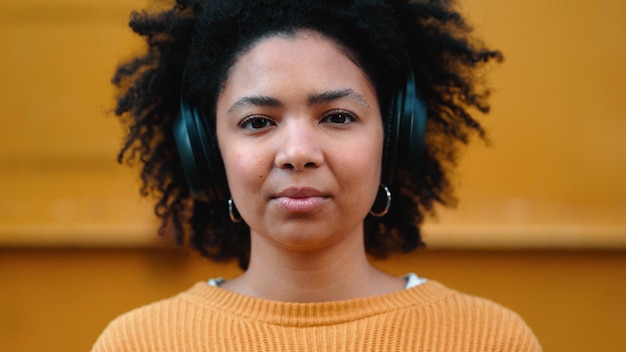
(382, 88, 403, 187)
(400, 70, 427, 179)
(382, 70, 427, 187)
(173, 97, 227, 202)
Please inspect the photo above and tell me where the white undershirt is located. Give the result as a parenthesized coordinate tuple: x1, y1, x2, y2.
(403, 272, 428, 289)
(208, 273, 427, 289)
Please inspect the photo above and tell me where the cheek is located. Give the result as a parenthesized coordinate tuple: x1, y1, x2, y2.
(338, 134, 383, 186)
(363, 126, 384, 171)
(222, 145, 269, 197)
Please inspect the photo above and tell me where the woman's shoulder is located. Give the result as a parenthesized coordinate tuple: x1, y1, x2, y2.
(406, 280, 542, 351)
(90, 282, 213, 352)
(417, 280, 531, 321)
(104, 281, 212, 322)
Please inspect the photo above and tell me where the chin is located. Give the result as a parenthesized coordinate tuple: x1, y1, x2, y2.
(252, 219, 362, 252)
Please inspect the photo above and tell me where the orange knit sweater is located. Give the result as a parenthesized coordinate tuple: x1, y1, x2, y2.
(91, 280, 541, 351)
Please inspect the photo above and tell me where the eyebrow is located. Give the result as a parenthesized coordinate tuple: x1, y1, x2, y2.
(307, 89, 369, 108)
(227, 88, 369, 113)
(228, 95, 281, 113)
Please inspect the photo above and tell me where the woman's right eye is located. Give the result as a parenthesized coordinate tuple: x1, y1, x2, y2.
(238, 116, 275, 130)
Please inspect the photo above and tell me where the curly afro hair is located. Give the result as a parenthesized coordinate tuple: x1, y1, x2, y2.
(112, 0, 502, 269)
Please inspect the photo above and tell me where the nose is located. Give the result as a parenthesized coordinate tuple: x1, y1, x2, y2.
(274, 121, 324, 171)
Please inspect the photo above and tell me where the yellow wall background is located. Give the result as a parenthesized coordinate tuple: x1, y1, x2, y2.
(0, 0, 624, 351)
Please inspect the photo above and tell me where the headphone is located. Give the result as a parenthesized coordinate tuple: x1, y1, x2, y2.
(173, 70, 427, 203)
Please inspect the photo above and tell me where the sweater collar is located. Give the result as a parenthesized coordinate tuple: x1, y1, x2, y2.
(182, 280, 452, 327)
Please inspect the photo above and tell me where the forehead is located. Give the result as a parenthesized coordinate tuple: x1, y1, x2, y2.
(233, 30, 363, 70)
(220, 31, 375, 98)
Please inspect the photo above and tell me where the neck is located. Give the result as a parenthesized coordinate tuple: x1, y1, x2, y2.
(222, 228, 404, 302)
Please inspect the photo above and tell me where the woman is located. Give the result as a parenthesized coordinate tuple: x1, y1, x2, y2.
(92, 0, 541, 351)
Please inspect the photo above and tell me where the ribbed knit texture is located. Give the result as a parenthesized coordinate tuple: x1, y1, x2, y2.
(91, 280, 541, 351)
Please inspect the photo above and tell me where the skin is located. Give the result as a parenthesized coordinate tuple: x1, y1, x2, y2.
(216, 30, 405, 302)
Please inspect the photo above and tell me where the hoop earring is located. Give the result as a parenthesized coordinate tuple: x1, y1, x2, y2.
(369, 184, 391, 217)
(228, 198, 242, 223)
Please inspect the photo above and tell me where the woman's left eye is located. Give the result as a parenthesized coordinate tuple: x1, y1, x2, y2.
(321, 110, 356, 125)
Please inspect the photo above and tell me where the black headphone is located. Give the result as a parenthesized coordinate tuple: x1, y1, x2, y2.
(173, 70, 427, 202)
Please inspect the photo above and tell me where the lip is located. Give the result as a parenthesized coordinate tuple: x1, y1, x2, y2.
(272, 187, 329, 213)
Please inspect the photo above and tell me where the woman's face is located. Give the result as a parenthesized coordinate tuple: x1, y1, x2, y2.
(216, 31, 383, 251)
